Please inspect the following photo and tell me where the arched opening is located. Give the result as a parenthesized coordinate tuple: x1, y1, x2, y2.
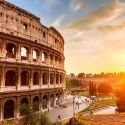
(4, 100, 15, 119)
(50, 94, 54, 107)
(42, 95, 48, 109)
(33, 50, 39, 62)
(20, 98, 29, 116)
(50, 73, 54, 85)
(56, 93, 60, 105)
(60, 74, 63, 84)
(21, 47, 28, 60)
(43, 72, 48, 85)
(33, 72, 39, 85)
(33, 96, 39, 111)
(21, 71, 29, 86)
(50, 54, 53, 64)
(55, 56, 58, 64)
(5, 70, 16, 86)
(6, 43, 16, 58)
(42, 52, 47, 63)
(56, 73, 59, 84)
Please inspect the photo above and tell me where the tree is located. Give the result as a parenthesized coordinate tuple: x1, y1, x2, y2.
(115, 86, 125, 112)
(89, 82, 96, 96)
(20, 104, 52, 125)
(70, 73, 75, 77)
(78, 73, 85, 78)
(98, 83, 113, 95)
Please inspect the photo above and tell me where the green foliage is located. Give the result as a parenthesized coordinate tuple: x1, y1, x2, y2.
(78, 73, 85, 78)
(70, 73, 75, 77)
(39, 113, 51, 125)
(20, 104, 39, 125)
(89, 82, 96, 96)
(97, 83, 113, 94)
(66, 79, 82, 88)
(20, 104, 52, 125)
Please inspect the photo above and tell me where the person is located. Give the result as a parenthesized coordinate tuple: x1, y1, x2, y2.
(90, 111, 93, 114)
(58, 115, 61, 121)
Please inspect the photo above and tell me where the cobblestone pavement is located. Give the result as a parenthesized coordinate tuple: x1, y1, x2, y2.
(47, 95, 90, 122)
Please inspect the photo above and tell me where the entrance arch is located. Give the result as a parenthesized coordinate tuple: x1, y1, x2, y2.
(42, 95, 48, 109)
(4, 100, 15, 119)
(33, 96, 39, 111)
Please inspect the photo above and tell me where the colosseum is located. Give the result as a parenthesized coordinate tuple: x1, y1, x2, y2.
(0, 0, 65, 122)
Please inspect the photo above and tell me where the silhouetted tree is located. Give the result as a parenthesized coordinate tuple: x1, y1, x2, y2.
(98, 83, 113, 95)
(115, 86, 125, 112)
(70, 73, 75, 77)
(78, 73, 85, 78)
(89, 82, 96, 96)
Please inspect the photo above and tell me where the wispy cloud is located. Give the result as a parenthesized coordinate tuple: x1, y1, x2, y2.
(69, 0, 87, 12)
(51, 14, 65, 28)
(66, 0, 125, 30)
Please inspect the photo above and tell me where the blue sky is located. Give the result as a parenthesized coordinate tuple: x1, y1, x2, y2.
(8, 0, 125, 74)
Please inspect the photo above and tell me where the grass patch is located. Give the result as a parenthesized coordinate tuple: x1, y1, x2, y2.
(81, 98, 116, 113)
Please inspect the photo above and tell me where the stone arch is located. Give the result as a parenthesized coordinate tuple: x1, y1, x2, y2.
(60, 74, 63, 84)
(4, 100, 15, 119)
(21, 71, 29, 86)
(50, 73, 54, 85)
(5, 70, 16, 86)
(42, 52, 48, 63)
(43, 72, 48, 85)
(33, 49, 39, 62)
(56, 73, 59, 84)
(6, 43, 16, 58)
(33, 72, 39, 85)
(42, 95, 48, 109)
(21, 46, 29, 60)
(33, 96, 39, 111)
(20, 97, 29, 115)
(50, 94, 54, 107)
(50, 54, 53, 64)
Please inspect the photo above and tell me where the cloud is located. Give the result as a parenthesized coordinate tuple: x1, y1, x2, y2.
(97, 21, 125, 34)
(66, 0, 125, 30)
(69, 0, 87, 12)
(51, 14, 65, 28)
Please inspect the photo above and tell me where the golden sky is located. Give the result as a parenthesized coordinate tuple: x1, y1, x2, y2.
(9, 0, 125, 74)
(58, 0, 125, 74)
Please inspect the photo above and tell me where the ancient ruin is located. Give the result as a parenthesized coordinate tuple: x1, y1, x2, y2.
(0, 0, 65, 122)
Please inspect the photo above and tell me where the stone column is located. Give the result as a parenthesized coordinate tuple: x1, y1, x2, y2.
(0, 98, 4, 122)
(39, 50, 42, 65)
(47, 94, 50, 109)
(28, 47, 33, 62)
(48, 70, 50, 88)
(58, 73, 60, 87)
(40, 71, 43, 88)
(16, 43, 21, 61)
(1, 65, 5, 91)
(17, 67, 21, 90)
(15, 96, 20, 119)
(29, 70, 33, 89)
(39, 94, 42, 111)
(1, 40, 6, 59)
(54, 71, 56, 87)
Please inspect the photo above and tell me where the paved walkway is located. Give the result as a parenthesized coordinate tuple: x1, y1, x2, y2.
(94, 106, 116, 115)
(47, 95, 90, 122)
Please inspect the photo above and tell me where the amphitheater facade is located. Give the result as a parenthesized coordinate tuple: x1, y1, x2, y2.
(0, 0, 65, 122)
